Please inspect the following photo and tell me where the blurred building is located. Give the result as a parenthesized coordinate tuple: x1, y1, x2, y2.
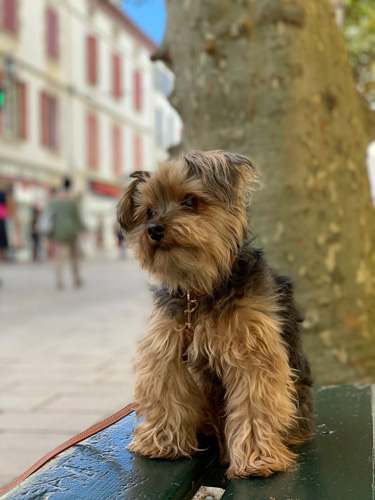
(331, 0, 345, 28)
(367, 141, 375, 207)
(0, 0, 181, 256)
(153, 60, 181, 162)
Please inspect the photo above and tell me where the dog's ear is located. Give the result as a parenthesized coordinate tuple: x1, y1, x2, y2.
(184, 150, 259, 204)
(117, 171, 150, 232)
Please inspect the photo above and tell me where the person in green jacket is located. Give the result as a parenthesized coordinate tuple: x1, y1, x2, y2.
(50, 178, 84, 289)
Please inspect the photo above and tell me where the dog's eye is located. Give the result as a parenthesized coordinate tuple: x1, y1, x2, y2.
(182, 196, 198, 210)
(147, 208, 155, 218)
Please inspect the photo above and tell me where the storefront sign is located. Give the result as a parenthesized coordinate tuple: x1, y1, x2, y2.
(90, 181, 123, 198)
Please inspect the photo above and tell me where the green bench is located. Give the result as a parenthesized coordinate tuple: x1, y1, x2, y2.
(0, 384, 373, 500)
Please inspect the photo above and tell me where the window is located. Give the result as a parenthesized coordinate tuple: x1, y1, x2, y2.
(155, 108, 163, 148)
(87, 112, 99, 170)
(133, 133, 142, 171)
(2, 0, 17, 35)
(153, 66, 172, 97)
(3, 76, 17, 137)
(40, 91, 59, 150)
(112, 53, 122, 99)
(87, 35, 98, 85)
(46, 7, 59, 60)
(0, 75, 27, 140)
(167, 115, 175, 148)
(112, 124, 122, 176)
(18, 81, 27, 140)
(0, 71, 3, 133)
(133, 70, 142, 111)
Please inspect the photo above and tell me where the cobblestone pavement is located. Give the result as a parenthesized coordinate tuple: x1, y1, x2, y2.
(0, 254, 152, 489)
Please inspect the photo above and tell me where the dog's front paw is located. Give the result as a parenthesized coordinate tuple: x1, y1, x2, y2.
(227, 447, 296, 478)
(127, 422, 199, 459)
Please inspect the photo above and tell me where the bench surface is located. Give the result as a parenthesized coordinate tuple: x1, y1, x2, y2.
(1, 384, 374, 500)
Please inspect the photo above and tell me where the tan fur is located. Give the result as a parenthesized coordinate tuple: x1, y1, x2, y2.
(119, 151, 313, 478)
(128, 296, 298, 477)
(199, 298, 297, 478)
(124, 160, 248, 294)
(128, 308, 208, 458)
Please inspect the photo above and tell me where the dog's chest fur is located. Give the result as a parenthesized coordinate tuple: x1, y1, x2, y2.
(153, 244, 262, 372)
(153, 240, 311, 384)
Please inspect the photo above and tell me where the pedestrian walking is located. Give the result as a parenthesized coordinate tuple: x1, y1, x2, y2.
(96, 215, 105, 251)
(0, 178, 19, 260)
(46, 188, 56, 260)
(0, 180, 9, 262)
(49, 178, 84, 289)
(115, 221, 126, 260)
(0, 178, 20, 286)
(30, 207, 41, 261)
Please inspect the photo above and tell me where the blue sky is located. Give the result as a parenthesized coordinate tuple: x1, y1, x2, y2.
(121, 0, 166, 45)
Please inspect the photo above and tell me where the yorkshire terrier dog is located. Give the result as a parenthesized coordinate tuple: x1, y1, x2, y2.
(117, 151, 314, 478)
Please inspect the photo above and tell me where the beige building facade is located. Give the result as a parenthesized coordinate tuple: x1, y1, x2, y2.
(0, 0, 181, 256)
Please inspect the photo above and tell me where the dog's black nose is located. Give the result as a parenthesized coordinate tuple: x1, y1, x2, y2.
(148, 223, 165, 241)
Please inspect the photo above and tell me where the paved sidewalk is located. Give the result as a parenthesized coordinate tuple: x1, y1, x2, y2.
(0, 255, 152, 489)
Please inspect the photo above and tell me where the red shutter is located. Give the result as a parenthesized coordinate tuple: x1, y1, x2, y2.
(87, 35, 98, 85)
(52, 10, 59, 59)
(40, 91, 49, 146)
(134, 70, 142, 111)
(87, 113, 93, 168)
(46, 8, 59, 60)
(3, 0, 17, 34)
(87, 113, 99, 170)
(95, 116, 99, 169)
(18, 81, 27, 140)
(0, 71, 3, 134)
(113, 124, 122, 176)
(134, 133, 142, 171)
(52, 96, 59, 151)
(112, 54, 122, 98)
(46, 9, 52, 58)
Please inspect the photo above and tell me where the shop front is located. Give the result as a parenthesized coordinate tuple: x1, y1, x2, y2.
(0, 162, 61, 261)
(80, 180, 123, 257)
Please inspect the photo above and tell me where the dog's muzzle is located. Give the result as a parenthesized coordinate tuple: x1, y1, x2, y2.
(148, 223, 165, 242)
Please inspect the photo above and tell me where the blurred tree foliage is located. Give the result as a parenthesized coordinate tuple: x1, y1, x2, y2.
(343, 0, 375, 103)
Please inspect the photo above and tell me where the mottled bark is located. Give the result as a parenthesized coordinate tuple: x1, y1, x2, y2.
(155, 0, 375, 384)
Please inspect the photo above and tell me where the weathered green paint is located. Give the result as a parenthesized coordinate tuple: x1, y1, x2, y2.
(2, 385, 374, 499)
(221, 384, 374, 499)
(1, 413, 218, 500)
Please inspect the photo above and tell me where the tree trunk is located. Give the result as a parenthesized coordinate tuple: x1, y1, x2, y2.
(155, 0, 375, 384)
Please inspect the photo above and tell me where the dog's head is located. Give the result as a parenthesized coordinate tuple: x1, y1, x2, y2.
(117, 151, 258, 293)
